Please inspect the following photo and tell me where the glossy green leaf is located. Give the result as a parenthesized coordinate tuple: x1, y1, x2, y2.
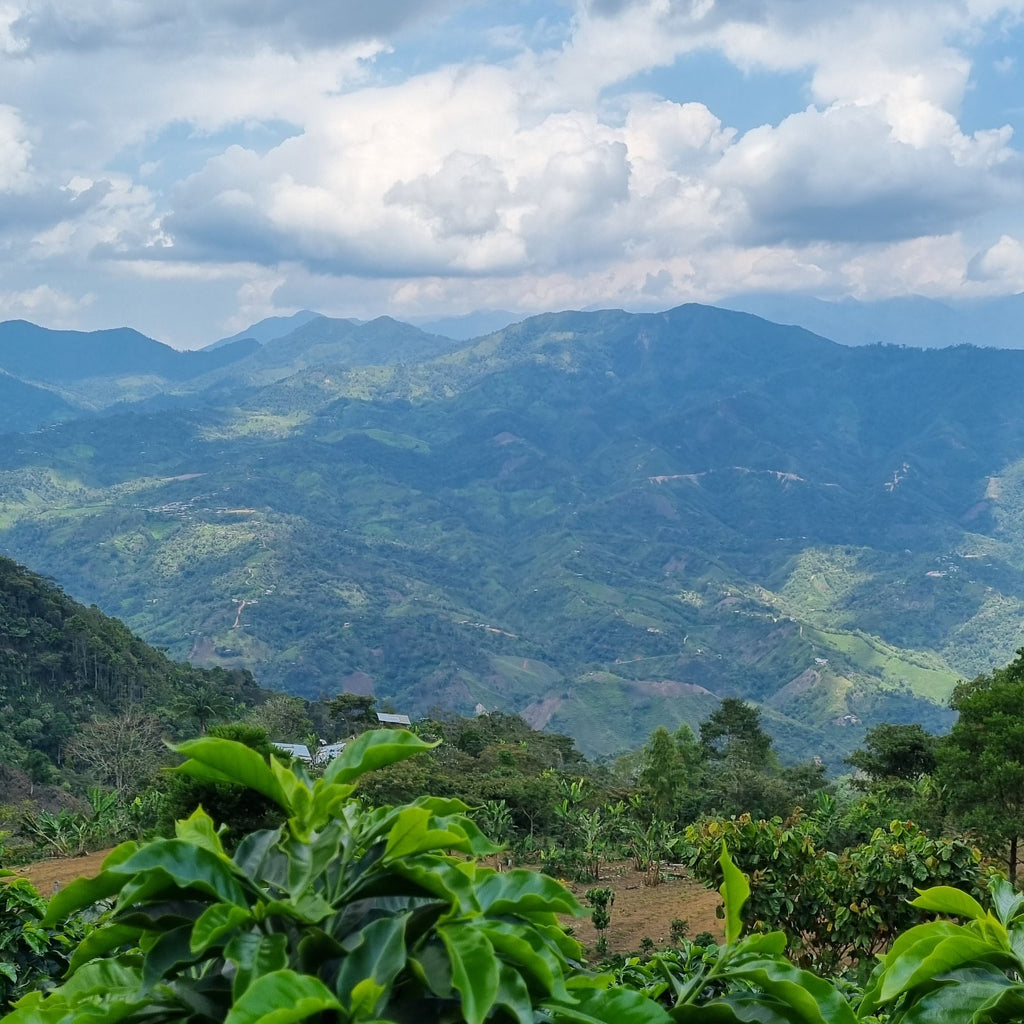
(911, 886, 987, 922)
(174, 807, 228, 859)
(66, 924, 142, 971)
(718, 845, 750, 946)
(495, 962, 536, 1024)
(336, 915, 409, 1013)
(225, 932, 289, 999)
(173, 737, 293, 811)
(544, 984, 673, 1024)
(373, 854, 478, 911)
(223, 969, 342, 1024)
(306, 781, 355, 829)
(481, 918, 571, 1000)
(262, 892, 333, 925)
(384, 806, 469, 860)
(323, 728, 439, 785)
(439, 922, 500, 1024)
(871, 931, 1007, 1008)
(729, 959, 856, 1024)
(142, 923, 196, 987)
(44, 869, 130, 926)
(191, 903, 253, 953)
(991, 877, 1024, 927)
(109, 839, 249, 906)
(53, 958, 143, 1000)
(873, 920, 963, 968)
(736, 932, 788, 957)
(898, 965, 1024, 1024)
(348, 977, 387, 1018)
(673, 995, 805, 1023)
(475, 868, 584, 917)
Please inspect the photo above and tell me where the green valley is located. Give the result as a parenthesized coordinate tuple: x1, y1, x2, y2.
(2, 304, 1024, 760)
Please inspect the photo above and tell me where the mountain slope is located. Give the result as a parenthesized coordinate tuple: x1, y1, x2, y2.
(0, 303, 1019, 760)
(0, 370, 80, 433)
(0, 320, 257, 385)
(0, 553, 265, 778)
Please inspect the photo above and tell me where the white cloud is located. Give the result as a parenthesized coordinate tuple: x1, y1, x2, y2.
(0, 283, 93, 323)
(1, 0, 1024, 342)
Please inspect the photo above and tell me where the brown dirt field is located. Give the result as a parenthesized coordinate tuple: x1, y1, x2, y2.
(6, 848, 114, 895)
(562, 860, 724, 956)
(7, 853, 724, 958)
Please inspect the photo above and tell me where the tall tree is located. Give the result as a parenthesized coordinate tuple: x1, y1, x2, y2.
(700, 698, 773, 770)
(65, 708, 167, 799)
(937, 650, 1024, 881)
(637, 724, 705, 823)
(847, 723, 938, 787)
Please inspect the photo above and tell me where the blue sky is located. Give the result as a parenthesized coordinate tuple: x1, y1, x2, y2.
(1, 0, 1024, 347)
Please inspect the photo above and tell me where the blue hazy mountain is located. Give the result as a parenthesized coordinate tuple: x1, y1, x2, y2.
(0, 320, 257, 385)
(204, 310, 324, 349)
(723, 293, 1024, 349)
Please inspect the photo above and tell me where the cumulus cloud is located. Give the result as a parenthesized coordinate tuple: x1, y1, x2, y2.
(715, 105, 1024, 244)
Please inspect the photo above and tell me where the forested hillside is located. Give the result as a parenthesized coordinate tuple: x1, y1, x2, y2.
(2, 303, 1024, 759)
(0, 555, 264, 788)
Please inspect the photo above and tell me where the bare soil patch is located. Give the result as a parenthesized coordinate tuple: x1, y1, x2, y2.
(562, 860, 724, 955)
(8, 852, 723, 958)
(7, 848, 114, 895)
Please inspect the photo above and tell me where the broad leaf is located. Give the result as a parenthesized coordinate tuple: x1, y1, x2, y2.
(44, 869, 130, 926)
(225, 932, 289, 999)
(336, 915, 409, 1013)
(870, 931, 1009, 1008)
(898, 965, 1024, 1024)
(439, 922, 500, 1024)
(481, 918, 572, 1000)
(384, 806, 470, 860)
(495, 961, 536, 1024)
(991, 877, 1024, 927)
(673, 996, 805, 1023)
(911, 886, 987, 922)
(191, 903, 254, 954)
(718, 845, 750, 946)
(475, 869, 584, 918)
(323, 729, 438, 785)
(173, 737, 293, 811)
(109, 839, 250, 906)
(729, 959, 856, 1024)
(223, 969, 342, 1024)
(142, 923, 198, 987)
(67, 924, 143, 972)
(544, 984, 672, 1024)
(175, 807, 229, 859)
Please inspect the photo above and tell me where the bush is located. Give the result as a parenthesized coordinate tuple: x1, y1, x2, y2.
(4, 730, 660, 1024)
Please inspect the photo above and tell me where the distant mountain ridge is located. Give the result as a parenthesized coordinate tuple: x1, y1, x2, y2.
(1, 302, 1023, 760)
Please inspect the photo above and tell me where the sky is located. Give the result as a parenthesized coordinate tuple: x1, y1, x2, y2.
(2, 0, 1024, 348)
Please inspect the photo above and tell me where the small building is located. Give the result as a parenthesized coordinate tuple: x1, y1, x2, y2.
(272, 740, 346, 765)
(376, 712, 412, 727)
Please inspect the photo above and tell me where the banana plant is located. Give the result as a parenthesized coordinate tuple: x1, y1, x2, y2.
(4, 729, 669, 1024)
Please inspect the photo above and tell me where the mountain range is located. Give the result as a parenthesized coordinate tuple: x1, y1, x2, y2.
(2, 302, 1024, 760)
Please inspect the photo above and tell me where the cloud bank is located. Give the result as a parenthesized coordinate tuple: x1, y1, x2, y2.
(1, 0, 1023, 344)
